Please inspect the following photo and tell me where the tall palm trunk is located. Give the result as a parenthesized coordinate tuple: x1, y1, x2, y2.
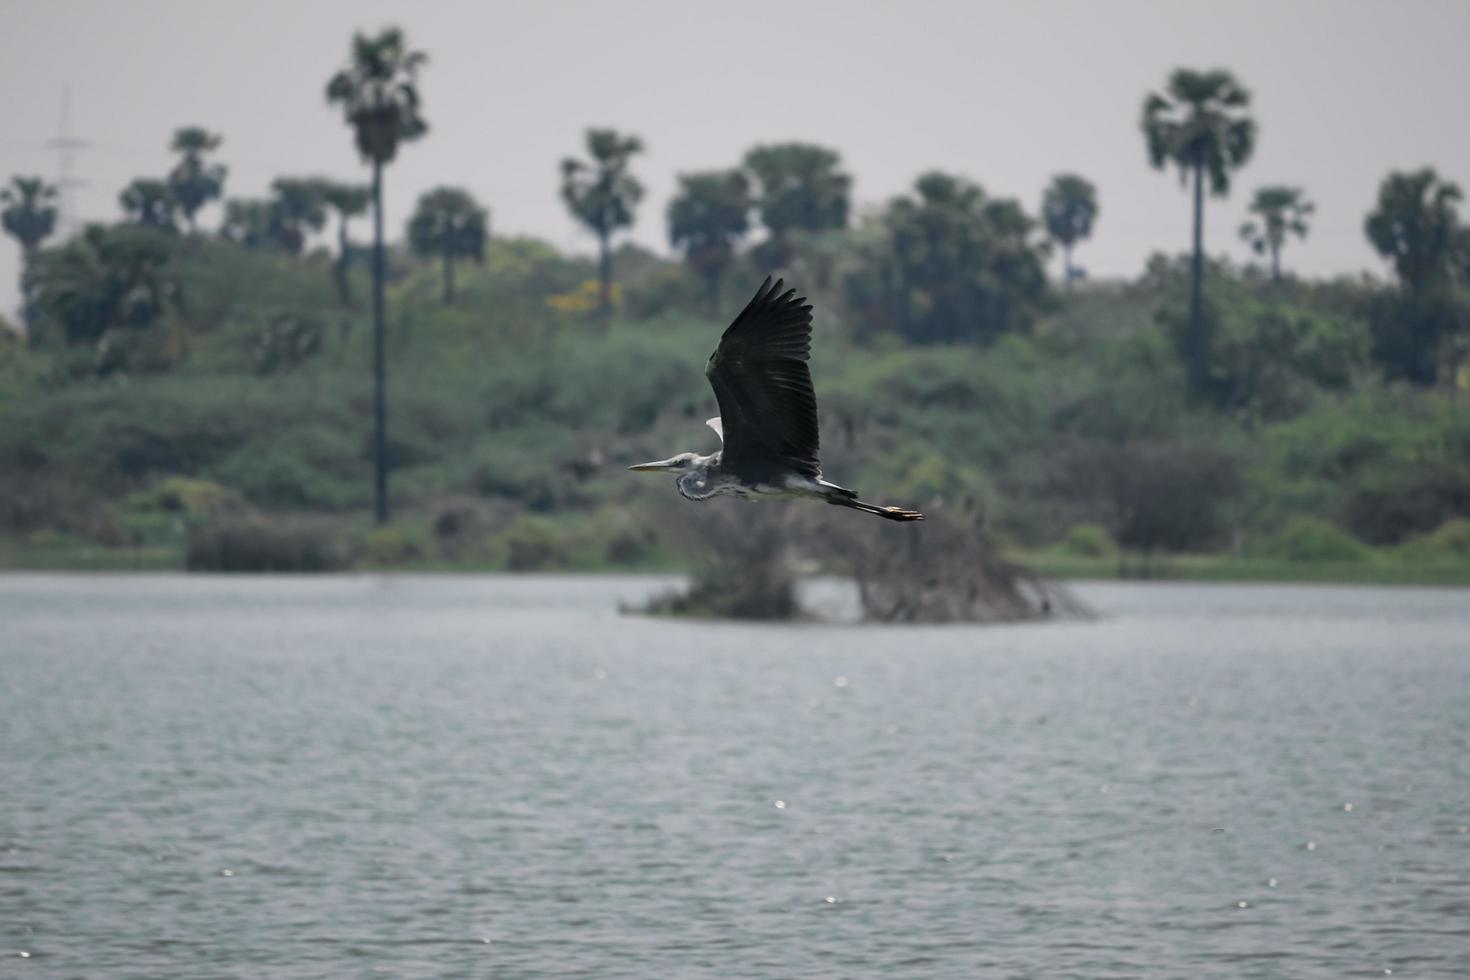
(1063, 243, 1074, 293)
(19, 241, 37, 336)
(1270, 241, 1281, 282)
(371, 159, 388, 525)
(1187, 149, 1206, 395)
(335, 219, 352, 306)
(597, 230, 612, 319)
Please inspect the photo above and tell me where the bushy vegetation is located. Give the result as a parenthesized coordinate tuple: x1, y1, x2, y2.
(0, 211, 1467, 580)
(1, 223, 1465, 580)
(186, 514, 345, 572)
(1263, 516, 1369, 563)
(3, 48, 1469, 582)
(1400, 518, 1470, 561)
(1062, 524, 1118, 559)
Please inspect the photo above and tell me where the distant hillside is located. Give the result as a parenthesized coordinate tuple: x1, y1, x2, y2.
(1, 228, 1468, 582)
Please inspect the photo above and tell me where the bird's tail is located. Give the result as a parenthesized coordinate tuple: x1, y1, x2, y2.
(829, 494, 925, 522)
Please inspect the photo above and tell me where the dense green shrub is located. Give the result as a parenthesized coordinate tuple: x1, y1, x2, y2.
(121, 476, 244, 546)
(1155, 273, 1371, 417)
(125, 475, 243, 517)
(587, 505, 657, 566)
(186, 515, 345, 571)
(1265, 516, 1368, 562)
(251, 313, 324, 374)
(209, 420, 367, 509)
(1366, 286, 1468, 386)
(1252, 388, 1470, 543)
(1343, 467, 1470, 545)
(500, 516, 572, 572)
(361, 524, 427, 565)
(1062, 524, 1118, 558)
(1051, 437, 1239, 553)
(1399, 518, 1470, 560)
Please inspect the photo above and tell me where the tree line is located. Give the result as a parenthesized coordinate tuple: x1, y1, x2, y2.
(3, 29, 1468, 522)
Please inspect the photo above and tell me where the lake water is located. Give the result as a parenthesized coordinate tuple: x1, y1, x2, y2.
(3, 575, 1468, 978)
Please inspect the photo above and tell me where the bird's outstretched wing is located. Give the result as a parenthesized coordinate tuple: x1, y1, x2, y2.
(705, 277, 820, 479)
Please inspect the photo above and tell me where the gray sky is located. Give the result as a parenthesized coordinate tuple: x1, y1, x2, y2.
(3, 0, 1469, 319)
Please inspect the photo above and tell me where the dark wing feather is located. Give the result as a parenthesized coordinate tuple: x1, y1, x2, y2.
(705, 277, 821, 479)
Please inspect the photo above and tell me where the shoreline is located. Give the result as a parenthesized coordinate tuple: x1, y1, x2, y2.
(3, 543, 1469, 587)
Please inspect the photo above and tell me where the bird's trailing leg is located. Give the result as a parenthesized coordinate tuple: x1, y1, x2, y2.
(830, 496, 924, 522)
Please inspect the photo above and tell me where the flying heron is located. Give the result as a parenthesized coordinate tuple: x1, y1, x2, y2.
(629, 277, 924, 522)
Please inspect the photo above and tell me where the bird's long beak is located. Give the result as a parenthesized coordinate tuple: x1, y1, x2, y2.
(628, 457, 681, 472)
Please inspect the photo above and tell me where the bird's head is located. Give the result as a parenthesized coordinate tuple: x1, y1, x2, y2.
(627, 452, 699, 474)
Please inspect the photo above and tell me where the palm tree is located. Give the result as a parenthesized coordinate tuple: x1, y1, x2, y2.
(560, 128, 644, 317)
(167, 127, 227, 233)
(2, 176, 58, 260)
(3, 176, 59, 333)
(326, 26, 428, 525)
(119, 178, 180, 231)
(667, 170, 751, 311)
(407, 186, 488, 304)
(1364, 168, 1462, 292)
(743, 143, 850, 271)
(1040, 174, 1098, 289)
(1238, 186, 1312, 281)
(1142, 68, 1256, 393)
(318, 180, 371, 305)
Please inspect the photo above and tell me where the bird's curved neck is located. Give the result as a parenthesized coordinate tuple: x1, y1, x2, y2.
(675, 453, 724, 501)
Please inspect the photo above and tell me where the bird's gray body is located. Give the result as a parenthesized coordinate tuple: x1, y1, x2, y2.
(629, 278, 923, 523)
(674, 452, 749, 502)
(672, 428, 854, 505)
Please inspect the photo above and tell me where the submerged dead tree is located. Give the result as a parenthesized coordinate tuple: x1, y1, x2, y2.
(634, 502, 1084, 623)
(636, 503, 800, 619)
(822, 510, 1088, 623)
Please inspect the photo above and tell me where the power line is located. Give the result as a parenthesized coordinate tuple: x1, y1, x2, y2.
(45, 86, 89, 235)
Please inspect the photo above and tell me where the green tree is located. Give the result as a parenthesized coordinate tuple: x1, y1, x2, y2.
(1363, 168, 1466, 384)
(2, 176, 59, 259)
(560, 128, 644, 317)
(743, 142, 850, 270)
(318, 180, 371, 305)
(407, 186, 488, 304)
(1040, 173, 1098, 288)
(1155, 273, 1368, 417)
(1365, 169, 1462, 292)
(220, 199, 277, 250)
(23, 224, 177, 367)
(167, 127, 227, 233)
(119, 178, 179, 231)
(667, 169, 751, 311)
(268, 178, 328, 255)
(326, 26, 428, 525)
(1142, 68, 1256, 394)
(219, 185, 323, 256)
(846, 171, 1048, 345)
(1239, 186, 1312, 280)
